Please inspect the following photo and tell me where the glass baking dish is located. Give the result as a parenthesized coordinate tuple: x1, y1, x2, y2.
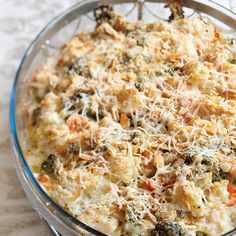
(10, 0, 236, 235)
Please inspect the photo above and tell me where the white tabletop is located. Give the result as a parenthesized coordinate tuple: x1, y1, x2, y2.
(0, 0, 235, 235)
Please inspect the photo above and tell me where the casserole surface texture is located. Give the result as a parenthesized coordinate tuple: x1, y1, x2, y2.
(25, 10, 236, 236)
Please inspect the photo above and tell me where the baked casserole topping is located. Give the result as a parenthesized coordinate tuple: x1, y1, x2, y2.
(25, 7, 236, 236)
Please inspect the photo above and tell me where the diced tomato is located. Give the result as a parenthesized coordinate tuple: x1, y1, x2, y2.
(227, 185, 236, 194)
(114, 22, 126, 33)
(38, 175, 49, 183)
(196, 48, 201, 56)
(226, 185, 236, 206)
(226, 201, 236, 207)
(195, 43, 201, 56)
(214, 30, 220, 40)
(212, 30, 220, 43)
(142, 179, 156, 192)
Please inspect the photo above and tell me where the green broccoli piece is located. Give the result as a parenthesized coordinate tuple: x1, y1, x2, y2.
(68, 142, 80, 155)
(212, 170, 228, 183)
(152, 221, 186, 236)
(68, 56, 89, 76)
(164, 0, 184, 22)
(31, 107, 41, 126)
(93, 4, 113, 26)
(41, 154, 61, 175)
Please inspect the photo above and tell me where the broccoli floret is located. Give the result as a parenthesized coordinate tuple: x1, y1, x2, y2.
(93, 4, 113, 26)
(41, 154, 61, 175)
(164, 0, 184, 22)
(212, 170, 228, 183)
(152, 221, 186, 236)
(62, 89, 95, 115)
(123, 203, 144, 235)
(31, 107, 41, 126)
(68, 56, 89, 76)
(181, 147, 216, 168)
(176, 210, 185, 219)
(68, 142, 80, 155)
(125, 203, 141, 224)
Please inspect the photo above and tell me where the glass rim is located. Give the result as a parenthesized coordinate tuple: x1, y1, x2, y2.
(9, 1, 236, 236)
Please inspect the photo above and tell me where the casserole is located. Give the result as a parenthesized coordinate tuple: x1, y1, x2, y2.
(10, 0, 236, 235)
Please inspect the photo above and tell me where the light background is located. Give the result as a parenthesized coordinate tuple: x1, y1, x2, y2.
(0, 0, 235, 235)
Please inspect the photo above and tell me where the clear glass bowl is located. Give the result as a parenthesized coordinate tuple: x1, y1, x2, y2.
(10, 0, 236, 235)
